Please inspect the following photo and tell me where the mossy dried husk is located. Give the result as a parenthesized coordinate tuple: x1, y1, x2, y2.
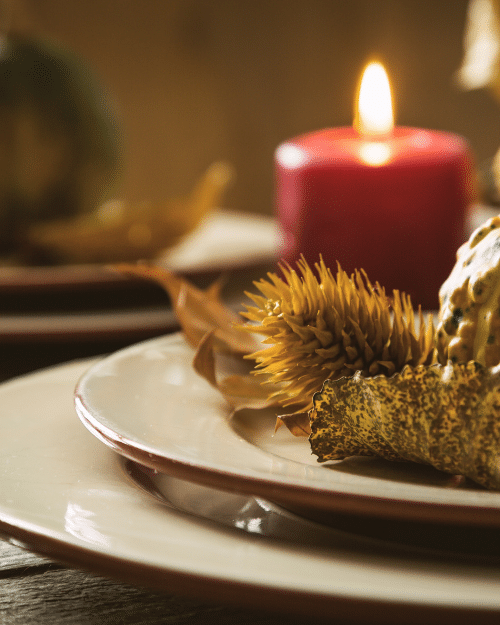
(310, 360, 500, 489)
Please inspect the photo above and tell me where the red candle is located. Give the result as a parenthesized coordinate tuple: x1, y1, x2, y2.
(275, 62, 476, 310)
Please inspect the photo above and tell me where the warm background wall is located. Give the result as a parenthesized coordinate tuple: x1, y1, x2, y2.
(11, 0, 500, 215)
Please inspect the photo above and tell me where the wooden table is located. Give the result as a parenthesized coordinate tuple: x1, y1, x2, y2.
(0, 540, 319, 625)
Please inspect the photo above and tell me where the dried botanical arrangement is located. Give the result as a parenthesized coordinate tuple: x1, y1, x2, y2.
(114, 218, 500, 489)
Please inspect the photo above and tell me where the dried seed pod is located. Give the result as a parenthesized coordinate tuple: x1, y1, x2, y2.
(437, 215, 500, 367)
(310, 360, 500, 489)
(241, 257, 435, 411)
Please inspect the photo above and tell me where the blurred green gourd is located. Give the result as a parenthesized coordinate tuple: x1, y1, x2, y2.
(0, 31, 120, 260)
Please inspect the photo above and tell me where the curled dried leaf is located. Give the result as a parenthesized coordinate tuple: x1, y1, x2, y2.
(275, 412, 311, 437)
(112, 263, 260, 354)
(310, 361, 500, 489)
(112, 262, 278, 409)
(193, 331, 277, 411)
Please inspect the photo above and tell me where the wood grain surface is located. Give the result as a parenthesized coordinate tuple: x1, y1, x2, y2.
(0, 541, 315, 625)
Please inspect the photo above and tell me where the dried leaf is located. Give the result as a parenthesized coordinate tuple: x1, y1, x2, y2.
(218, 374, 276, 411)
(27, 161, 234, 264)
(193, 330, 277, 411)
(275, 412, 311, 437)
(113, 263, 260, 354)
(113, 262, 281, 410)
(192, 330, 218, 387)
(310, 360, 500, 489)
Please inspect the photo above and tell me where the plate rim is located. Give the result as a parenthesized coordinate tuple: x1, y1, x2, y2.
(5, 515, 495, 625)
(0, 359, 500, 623)
(74, 333, 500, 528)
(0, 209, 279, 292)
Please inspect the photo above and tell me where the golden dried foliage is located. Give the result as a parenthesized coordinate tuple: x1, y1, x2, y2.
(241, 257, 436, 411)
(112, 263, 274, 413)
(113, 262, 258, 354)
(27, 161, 233, 264)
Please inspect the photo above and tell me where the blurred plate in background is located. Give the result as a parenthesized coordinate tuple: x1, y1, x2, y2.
(0, 210, 281, 306)
(0, 210, 281, 379)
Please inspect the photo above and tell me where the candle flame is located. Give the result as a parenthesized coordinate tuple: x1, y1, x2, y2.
(355, 62, 394, 137)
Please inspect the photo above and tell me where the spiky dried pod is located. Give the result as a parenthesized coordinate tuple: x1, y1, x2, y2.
(241, 258, 435, 410)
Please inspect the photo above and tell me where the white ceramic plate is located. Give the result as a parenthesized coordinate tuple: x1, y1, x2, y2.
(0, 210, 281, 342)
(0, 307, 178, 342)
(75, 333, 500, 526)
(3, 358, 500, 623)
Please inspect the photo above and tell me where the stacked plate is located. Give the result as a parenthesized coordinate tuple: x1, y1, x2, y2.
(2, 332, 500, 624)
(0, 209, 280, 379)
